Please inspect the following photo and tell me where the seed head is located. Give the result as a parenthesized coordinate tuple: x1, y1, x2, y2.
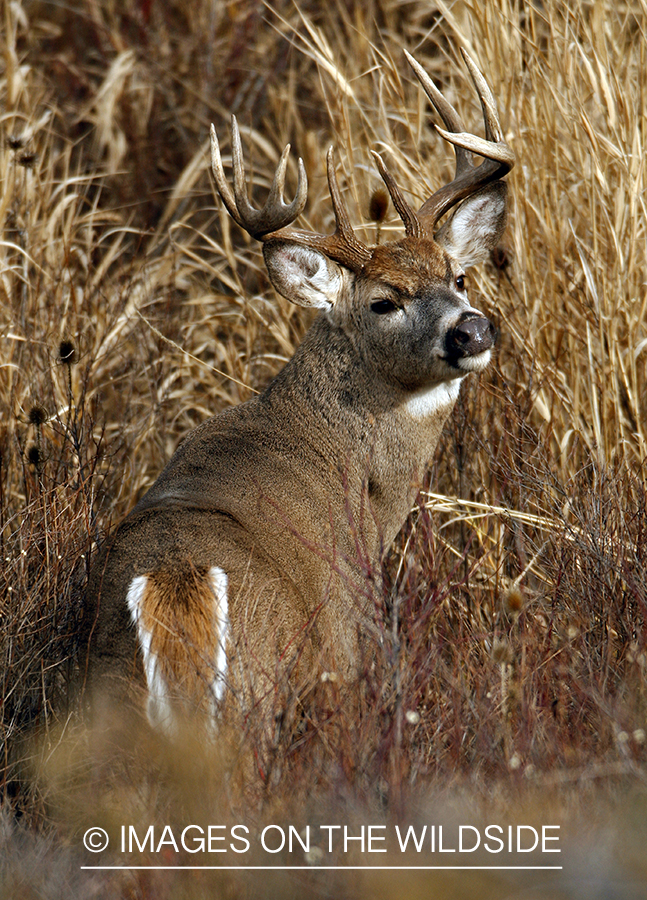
(28, 405, 47, 427)
(368, 188, 389, 224)
(491, 637, 513, 665)
(6, 135, 25, 151)
(504, 584, 524, 617)
(59, 340, 76, 363)
(17, 150, 39, 169)
(27, 445, 41, 467)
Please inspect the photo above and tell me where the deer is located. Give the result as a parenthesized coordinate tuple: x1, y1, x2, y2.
(83, 49, 514, 740)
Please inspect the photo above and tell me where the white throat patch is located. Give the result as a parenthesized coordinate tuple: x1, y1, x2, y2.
(405, 378, 463, 419)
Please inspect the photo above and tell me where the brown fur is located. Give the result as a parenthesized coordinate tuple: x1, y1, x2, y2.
(138, 566, 224, 717)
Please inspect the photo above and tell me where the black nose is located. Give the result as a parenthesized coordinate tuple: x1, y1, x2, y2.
(445, 313, 497, 358)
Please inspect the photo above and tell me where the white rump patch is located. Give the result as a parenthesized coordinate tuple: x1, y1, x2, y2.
(126, 574, 173, 732)
(126, 566, 229, 733)
(209, 566, 229, 703)
(405, 378, 462, 419)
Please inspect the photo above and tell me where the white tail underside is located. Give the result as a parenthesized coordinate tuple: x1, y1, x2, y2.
(126, 567, 229, 732)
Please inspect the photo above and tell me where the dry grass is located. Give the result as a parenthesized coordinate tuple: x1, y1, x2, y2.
(1, 0, 647, 896)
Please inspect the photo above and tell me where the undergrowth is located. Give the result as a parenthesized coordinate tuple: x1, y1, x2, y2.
(1, 0, 646, 896)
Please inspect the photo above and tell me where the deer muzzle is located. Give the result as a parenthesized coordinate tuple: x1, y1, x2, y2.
(445, 311, 497, 361)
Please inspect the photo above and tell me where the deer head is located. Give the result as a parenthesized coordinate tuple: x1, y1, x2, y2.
(210, 49, 514, 406)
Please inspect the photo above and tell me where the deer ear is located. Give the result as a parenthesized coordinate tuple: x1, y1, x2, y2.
(435, 182, 508, 269)
(263, 241, 344, 310)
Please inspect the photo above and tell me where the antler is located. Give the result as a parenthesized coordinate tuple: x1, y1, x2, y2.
(210, 50, 514, 268)
(210, 117, 308, 237)
(210, 118, 371, 272)
(404, 48, 515, 229)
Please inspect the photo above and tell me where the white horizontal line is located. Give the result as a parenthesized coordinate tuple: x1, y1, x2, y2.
(81, 865, 563, 871)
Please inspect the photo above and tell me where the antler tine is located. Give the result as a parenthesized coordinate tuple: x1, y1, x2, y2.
(210, 117, 308, 239)
(404, 49, 472, 179)
(323, 146, 357, 248)
(460, 48, 503, 143)
(370, 150, 424, 238)
(325, 147, 375, 265)
(210, 123, 245, 229)
(212, 121, 371, 271)
(280, 147, 372, 272)
(405, 49, 515, 228)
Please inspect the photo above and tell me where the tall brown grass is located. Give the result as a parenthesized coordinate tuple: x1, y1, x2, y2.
(1, 0, 646, 896)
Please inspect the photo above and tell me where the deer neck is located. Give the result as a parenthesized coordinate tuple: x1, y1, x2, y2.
(263, 314, 458, 551)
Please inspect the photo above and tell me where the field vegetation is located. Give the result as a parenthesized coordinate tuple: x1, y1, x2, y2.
(1, 0, 646, 896)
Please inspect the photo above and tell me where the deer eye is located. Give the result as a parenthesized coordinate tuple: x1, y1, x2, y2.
(455, 275, 466, 291)
(370, 298, 398, 315)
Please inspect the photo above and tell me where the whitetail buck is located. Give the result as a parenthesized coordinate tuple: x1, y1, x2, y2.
(84, 49, 514, 735)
